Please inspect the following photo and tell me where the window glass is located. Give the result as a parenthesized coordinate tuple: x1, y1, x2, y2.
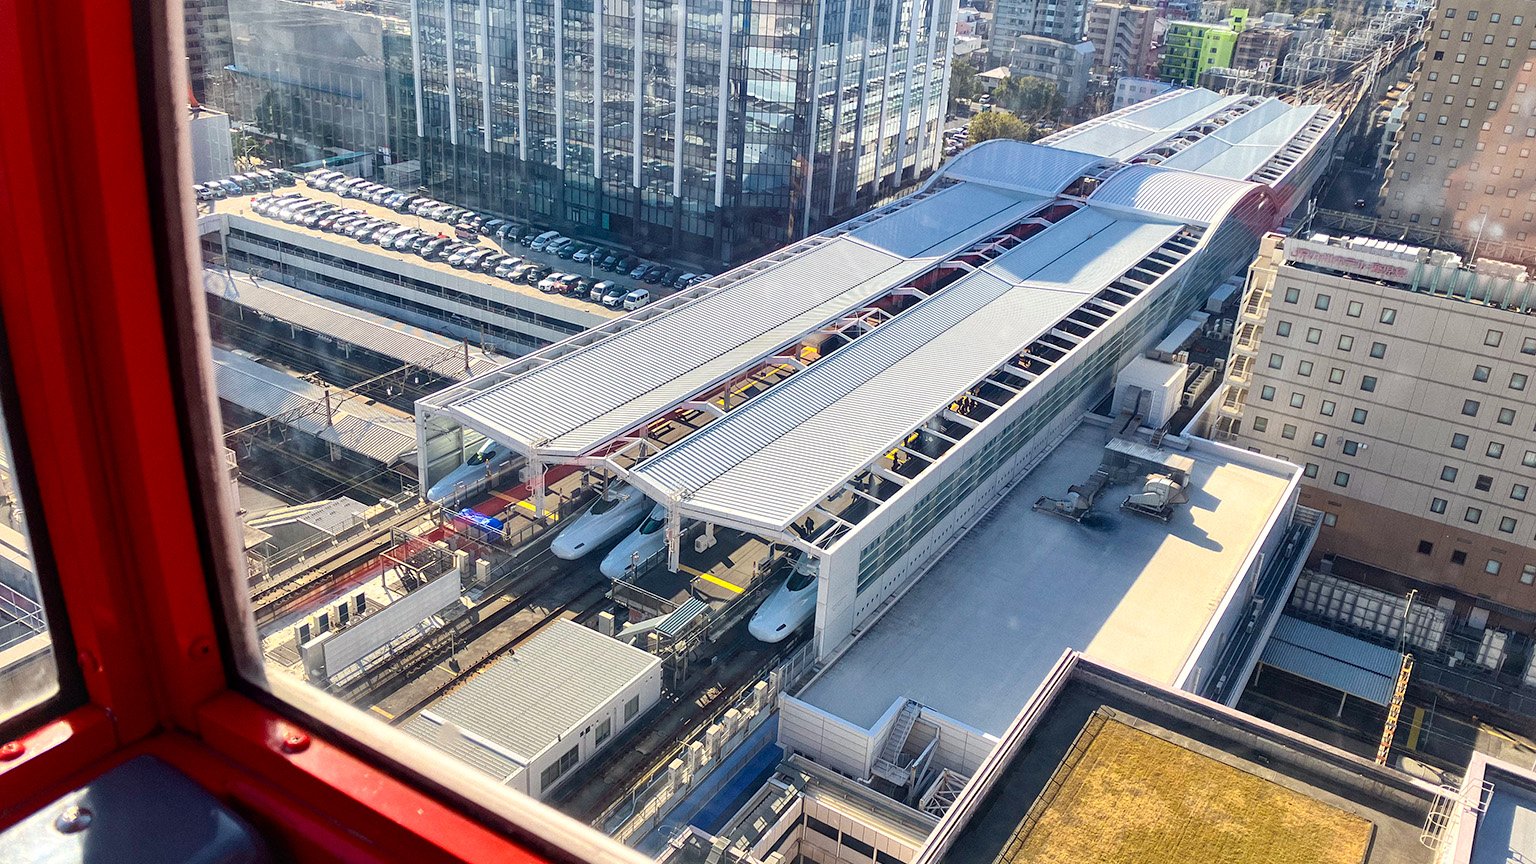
(1452, 433, 1469, 450)
(1360, 375, 1376, 392)
(0, 397, 63, 727)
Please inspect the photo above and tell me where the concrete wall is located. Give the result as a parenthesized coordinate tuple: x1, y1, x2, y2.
(799, 793, 927, 864)
(779, 694, 880, 779)
(534, 652, 663, 799)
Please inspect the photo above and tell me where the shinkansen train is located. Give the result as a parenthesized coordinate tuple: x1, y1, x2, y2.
(549, 484, 650, 560)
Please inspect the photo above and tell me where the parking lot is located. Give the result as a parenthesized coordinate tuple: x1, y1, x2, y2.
(198, 170, 713, 313)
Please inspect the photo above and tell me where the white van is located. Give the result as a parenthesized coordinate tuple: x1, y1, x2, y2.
(622, 288, 651, 310)
(545, 236, 574, 255)
(530, 230, 562, 251)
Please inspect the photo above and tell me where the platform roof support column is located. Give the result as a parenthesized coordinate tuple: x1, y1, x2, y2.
(530, 458, 546, 522)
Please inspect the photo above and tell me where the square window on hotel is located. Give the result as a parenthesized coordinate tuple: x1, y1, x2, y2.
(1369, 342, 1387, 359)
(1283, 287, 1300, 303)
(1352, 408, 1368, 424)
(1306, 328, 1322, 344)
(1260, 385, 1275, 401)
(1290, 392, 1305, 408)
(1489, 442, 1506, 459)
(1298, 360, 1313, 377)
(1251, 417, 1269, 433)
(1360, 375, 1377, 392)
(1346, 300, 1363, 318)
(1442, 465, 1459, 482)
(1343, 440, 1360, 456)
(1464, 399, 1480, 416)
(1314, 294, 1330, 311)
(1338, 334, 1354, 351)
(1334, 471, 1349, 488)
(1281, 424, 1297, 440)
(1380, 307, 1397, 325)
(1514, 484, 1529, 501)
(1268, 353, 1283, 369)
(1467, 507, 1483, 524)
(1501, 517, 1518, 533)
(1304, 462, 1319, 478)
(1320, 400, 1335, 417)
(1312, 432, 1327, 448)
(1477, 474, 1494, 491)
(1329, 367, 1345, 384)
(1499, 408, 1516, 425)
(1488, 329, 1504, 347)
(1432, 498, 1449, 514)
(1453, 433, 1469, 449)
(1275, 321, 1292, 337)
(1475, 364, 1492, 381)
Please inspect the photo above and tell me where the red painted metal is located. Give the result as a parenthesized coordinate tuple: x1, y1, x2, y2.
(0, 2, 561, 861)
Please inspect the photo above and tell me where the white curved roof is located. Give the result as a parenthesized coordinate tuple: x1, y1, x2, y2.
(935, 140, 1112, 197)
(1089, 164, 1265, 226)
(1037, 89, 1246, 162)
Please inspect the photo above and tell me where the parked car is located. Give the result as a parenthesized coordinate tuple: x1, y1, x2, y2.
(476, 252, 507, 273)
(628, 261, 651, 279)
(493, 257, 525, 278)
(600, 252, 622, 271)
(547, 237, 575, 257)
(622, 288, 651, 310)
(572, 245, 595, 263)
(556, 242, 582, 260)
(537, 273, 565, 293)
(672, 272, 698, 289)
(642, 265, 670, 284)
(601, 282, 629, 307)
(523, 264, 551, 283)
(481, 219, 506, 237)
(558, 273, 583, 293)
(531, 231, 563, 252)
(589, 280, 614, 302)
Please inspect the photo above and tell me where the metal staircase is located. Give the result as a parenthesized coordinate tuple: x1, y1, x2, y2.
(871, 700, 920, 784)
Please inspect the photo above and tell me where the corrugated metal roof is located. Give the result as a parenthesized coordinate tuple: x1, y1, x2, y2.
(403, 620, 660, 781)
(206, 270, 504, 380)
(936, 141, 1111, 197)
(1260, 615, 1404, 706)
(211, 347, 417, 464)
(1089, 164, 1263, 226)
(846, 183, 1047, 259)
(657, 597, 709, 638)
(630, 210, 1183, 530)
(1162, 102, 1321, 181)
(447, 237, 923, 457)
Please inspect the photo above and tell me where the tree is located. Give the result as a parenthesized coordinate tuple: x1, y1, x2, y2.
(994, 75, 1065, 124)
(968, 109, 1034, 146)
(948, 59, 979, 114)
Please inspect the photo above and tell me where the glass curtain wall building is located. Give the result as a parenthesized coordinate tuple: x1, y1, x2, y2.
(411, 0, 952, 265)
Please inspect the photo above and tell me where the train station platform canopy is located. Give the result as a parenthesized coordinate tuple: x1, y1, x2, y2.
(1038, 88, 1337, 187)
(204, 269, 505, 380)
(417, 94, 1330, 545)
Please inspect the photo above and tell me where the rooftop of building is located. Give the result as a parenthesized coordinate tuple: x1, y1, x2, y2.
(204, 269, 506, 380)
(796, 421, 1297, 734)
(1459, 755, 1536, 864)
(402, 620, 659, 781)
(211, 185, 618, 322)
(918, 656, 1437, 864)
(1275, 231, 1536, 313)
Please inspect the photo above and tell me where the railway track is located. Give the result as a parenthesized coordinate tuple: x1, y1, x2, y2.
(371, 571, 611, 725)
(250, 505, 431, 626)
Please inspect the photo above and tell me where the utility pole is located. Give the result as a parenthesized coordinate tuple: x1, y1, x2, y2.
(1397, 588, 1417, 652)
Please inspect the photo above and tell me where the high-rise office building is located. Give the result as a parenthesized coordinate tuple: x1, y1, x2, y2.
(1215, 231, 1536, 618)
(1380, 0, 1536, 242)
(185, 0, 234, 105)
(410, 0, 954, 266)
(227, 0, 419, 171)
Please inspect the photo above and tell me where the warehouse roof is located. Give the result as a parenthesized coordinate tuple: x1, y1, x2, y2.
(403, 620, 660, 782)
(205, 270, 504, 380)
(211, 347, 417, 465)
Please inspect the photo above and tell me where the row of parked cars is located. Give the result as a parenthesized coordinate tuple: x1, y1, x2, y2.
(194, 169, 299, 200)
(302, 170, 716, 292)
(249, 189, 658, 310)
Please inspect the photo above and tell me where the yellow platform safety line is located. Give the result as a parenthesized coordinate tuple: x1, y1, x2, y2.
(371, 705, 396, 720)
(515, 499, 560, 521)
(680, 564, 744, 594)
(1407, 706, 1425, 752)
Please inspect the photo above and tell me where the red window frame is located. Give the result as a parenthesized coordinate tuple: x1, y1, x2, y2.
(0, 3, 571, 861)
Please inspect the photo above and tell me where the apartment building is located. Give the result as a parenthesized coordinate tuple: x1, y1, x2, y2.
(1160, 11, 1246, 86)
(1380, 0, 1536, 239)
(185, 0, 234, 105)
(1085, 1, 1159, 79)
(1216, 231, 1536, 615)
